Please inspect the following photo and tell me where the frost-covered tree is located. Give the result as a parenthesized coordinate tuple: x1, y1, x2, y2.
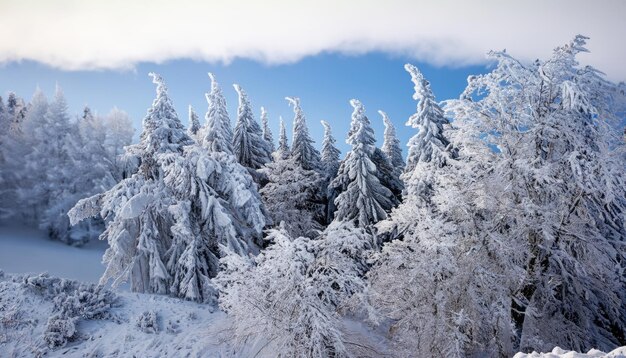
(187, 105, 200, 139)
(259, 157, 325, 238)
(6, 92, 27, 135)
(215, 225, 349, 357)
(273, 116, 290, 161)
(22, 85, 81, 241)
(103, 107, 135, 180)
(232, 84, 272, 174)
(331, 99, 395, 226)
(286, 97, 321, 171)
(379, 110, 404, 177)
(320, 120, 341, 222)
(402, 63, 456, 202)
(260, 106, 275, 153)
(70, 73, 265, 302)
(202, 73, 233, 154)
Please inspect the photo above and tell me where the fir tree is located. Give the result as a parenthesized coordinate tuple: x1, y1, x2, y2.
(273, 116, 290, 161)
(320, 120, 341, 222)
(260, 106, 275, 153)
(187, 105, 200, 138)
(203, 73, 233, 154)
(379, 110, 404, 176)
(286, 97, 321, 171)
(331, 99, 394, 226)
(232, 84, 272, 172)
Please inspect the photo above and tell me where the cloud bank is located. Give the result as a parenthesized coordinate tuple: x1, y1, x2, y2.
(1, 0, 625, 80)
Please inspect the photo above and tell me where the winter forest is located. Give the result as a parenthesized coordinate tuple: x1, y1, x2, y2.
(1, 36, 626, 357)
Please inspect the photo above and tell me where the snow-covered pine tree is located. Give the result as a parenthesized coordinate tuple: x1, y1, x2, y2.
(215, 224, 349, 357)
(260, 106, 275, 153)
(320, 120, 341, 223)
(259, 156, 325, 238)
(232, 84, 272, 176)
(402, 63, 456, 202)
(102, 107, 135, 180)
(60, 106, 118, 244)
(331, 99, 395, 227)
(273, 116, 290, 161)
(27, 85, 84, 243)
(202, 73, 233, 155)
(70, 73, 265, 303)
(379, 110, 404, 177)
(6, 92, 27, 135)
(286, 97, 321, 171)
(187, 105, 200, 139)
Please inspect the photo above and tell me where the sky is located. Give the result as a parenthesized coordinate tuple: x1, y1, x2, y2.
(1, 0, 624, 156)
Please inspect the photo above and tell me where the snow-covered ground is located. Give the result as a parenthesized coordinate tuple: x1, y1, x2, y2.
(1, 226, 623, 358)
(0, 226, 390, 357)
(0, 224, 107, 283)
(513, 346, 626, 358)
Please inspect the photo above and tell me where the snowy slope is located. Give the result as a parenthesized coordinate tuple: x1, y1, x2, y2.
(0, 225, 106, 283)
(0, 227, 390, 357)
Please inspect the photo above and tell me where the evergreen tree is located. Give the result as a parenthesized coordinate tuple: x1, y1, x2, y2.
(331, 99, 394, 227)
(260, 106, 275, 153)
(70, 73, 265, 302)
(379, 110, 404, 176)
(187, 105, 200, 139)
(259, 157, 325, 238)
(203, 73, 233, 154)
(286, 97, 321, 171)
(320, 120, 341, 222)
(402, 63, 456, 202)
(232, 84, 272, 173)
(273, 116, 290, 161)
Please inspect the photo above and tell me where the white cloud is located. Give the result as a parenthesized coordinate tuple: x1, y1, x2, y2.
(1, 0, 625, 80)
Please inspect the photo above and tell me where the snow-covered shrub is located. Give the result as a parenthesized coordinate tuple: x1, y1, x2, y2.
(44, 315, 77, 348)
(215, 225, 348, 357)
(18, 273, 117, 349)
(135, 310, 159, 334)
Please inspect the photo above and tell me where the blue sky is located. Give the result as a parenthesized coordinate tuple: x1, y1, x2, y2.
(0, 54, 487, 157)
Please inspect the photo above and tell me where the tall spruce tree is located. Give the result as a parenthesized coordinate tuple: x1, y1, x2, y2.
(286, 97, 321, 171)
(331, 99, 394, 227)
(232, 84, 272, 173)
(260, 106, 275, 153)
(203, 73, 233, 154)
(320, 120, 341, 222)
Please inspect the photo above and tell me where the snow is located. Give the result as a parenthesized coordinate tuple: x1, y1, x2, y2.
(513, 346, 626, 358)
(0, 225, 107, 283)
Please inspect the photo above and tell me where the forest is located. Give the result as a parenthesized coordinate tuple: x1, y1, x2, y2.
(0, 36, 625, 357)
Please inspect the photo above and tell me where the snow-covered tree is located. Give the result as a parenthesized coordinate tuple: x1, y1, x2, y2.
(320, 120, 341, 222)
(331, 99, 395, 226)
(260, 106, 275, 153)
(232, 84, 272, 175)
(379, 110, 404, 177)
(202, 73, 233, 154)
(187, 105, 200, 139)
(259, 157, 325, 238)
(402, 63, 456, 202)
(70, 73, 265, 302)
(6, 92, 27, 135)
(102, 107, 135, 180)
(22, 85, 81, 241)
(215, 225, 349, 357)
(273, 116, 290, 161)
(286, 97, 321, 171)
